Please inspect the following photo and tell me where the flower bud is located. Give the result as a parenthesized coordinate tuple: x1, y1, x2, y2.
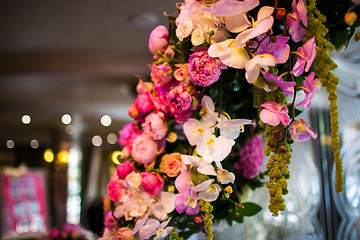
(344, 12, 357, 26)
(276, 8, 286, 19)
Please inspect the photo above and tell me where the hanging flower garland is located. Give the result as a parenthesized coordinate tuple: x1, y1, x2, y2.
(100, 0, 359, 239)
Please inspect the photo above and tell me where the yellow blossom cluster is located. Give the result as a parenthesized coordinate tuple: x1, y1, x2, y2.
(199, 200, 214, 240)
(306, 0, 344, 192)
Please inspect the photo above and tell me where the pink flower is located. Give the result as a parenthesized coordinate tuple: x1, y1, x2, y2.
(148, 25, 169, 55)
(104, 211, 117, 230)
(168, 85, 192, 111)
(256, 35, 290, 64)
(116, 161, 135, 179)
(136, 79, 154, 94)
(107, 177, 124, 202)
(262, 71, 296, 96)
(135, 92, 154, 114)
(174, 169, 199, 215)
(289, 119, 317, 141)
(296, 72, 320, 109)
(260, 101, 290, 126)
(118, 122, 140, 152)
(131, 134, 159, 165)
(234, 135, 264, 179)
(141, 171, 164, 196)
(150, 63, 173, 86)
(188, 48, 225, 87)
(173, 63, 189, 83)
(291, 37, 316, 77)
(127, 103, 139, 119)
(286, 0, 308, 42)
(142, 112, 168, 140)
(116, 227, 133, 240)
(160, 153, 182, 178)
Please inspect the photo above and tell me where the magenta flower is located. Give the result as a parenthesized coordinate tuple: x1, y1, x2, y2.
(256, 35, 290, 64)
(116, 161, 135, 180)
(150, 63, 173, 86)
(234, 135, 264, 179)
(148, 25, 169, 55)
(142, 112, 168, 140)
(262, 71, 296, 96)
(118, 122, 140, 152)
(135, 92, 154, 114)
(286, 0, 308, 42)
(168, 85, 192, 111)
(107, 177, 124, 202)
(291, 37, 316, 77)
(260, 101, 290, 126)
(141, 171, 164, 196)
(296, 72, 320, 109)
(104, 211, 117, 230)
(289, 119, 317, 141)
(188, 48, 225, 87)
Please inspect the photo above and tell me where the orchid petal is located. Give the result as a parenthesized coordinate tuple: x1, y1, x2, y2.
(197, 161, 217, 176)
(202, 0, 259, 17)
(139, 219, 159, 239)
(194, 179, 214, 192)
(225, 13, 251, 33)
(217, 119, 253, 140)
(260, 109, 281, 126)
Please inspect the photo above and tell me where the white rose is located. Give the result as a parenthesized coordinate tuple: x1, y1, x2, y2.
(126, 172, 142, 189)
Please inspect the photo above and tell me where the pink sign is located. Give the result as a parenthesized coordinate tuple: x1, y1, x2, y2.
(1, 171, 48, 237)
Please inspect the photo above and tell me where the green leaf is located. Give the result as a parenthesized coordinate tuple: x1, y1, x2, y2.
(239, 202, 262, 217)
(190, 166, 209, 186)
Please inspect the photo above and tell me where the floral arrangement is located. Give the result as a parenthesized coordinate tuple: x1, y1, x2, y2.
(100, 0, 359, 239)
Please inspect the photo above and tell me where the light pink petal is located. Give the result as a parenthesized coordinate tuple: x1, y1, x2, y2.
(257, 6, 274, 22)
(297, 0, 308, 26)
(203, 0, 259, 17)
(226, 13, 252, 33)
(278, 112, 290, 126)
(260, 108, 281, 126)
(260, 101, 280, 112)
(194, 179, 214, 192)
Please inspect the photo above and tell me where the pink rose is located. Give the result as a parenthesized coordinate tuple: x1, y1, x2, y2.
(160, 153, 182, 177)
(142, 112, 168, 140)
(173, 63, 189, 82)
(131, 134, 159, 165)
(148, 25, 169, 55)
(150, 63, 173, 86)
(116, 227, 133, 240)
(104, 211, 117, 230)
(135, 92, 154, 114)
(116, 161, 135, 179)
(128, 103, 139, 119)
(141, 171, 164, 196)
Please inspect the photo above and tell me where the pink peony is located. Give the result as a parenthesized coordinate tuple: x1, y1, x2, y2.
(107, 177, 124, 203)
(104, 211, 117, 230)
(188, 48, 225, 87)
(234, 135, 264, 179)
(135, 92, 154, 114)
(116, 161, 135, 179)
(148, 25, 169, 55)
(168, 85, 192, 111)
(142, 112, 168, 140)
(131, 134, 159, 165)
(150, 63, 173, 86)
(118, 122, 140, 152)
(141, 171, 164, 196)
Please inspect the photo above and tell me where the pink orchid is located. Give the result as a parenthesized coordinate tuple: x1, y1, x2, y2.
(234, 6, 274, 48)
(286, 0, 308, 42)
(256, 35, 290, 64)
(262, 71, 296, 96)
(296, 72, 321, 109)
(260, 101, 290, 126)
(291, 37, 316, 77)
(289, 119, 317, 141)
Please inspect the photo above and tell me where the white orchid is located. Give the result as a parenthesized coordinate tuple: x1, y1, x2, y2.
(194, 179, 222, 202)
(234, 6, 275, 48)
(148, 191, 176, 221)
(181, 155, 217, 176)
(245, 54, 277, 84)
(217, 169, 235, 184)
(208, 39, 249, 69)
(139, 218, 174, 240)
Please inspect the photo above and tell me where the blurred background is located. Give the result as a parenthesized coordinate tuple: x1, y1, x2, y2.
(0, 1, 359, 239)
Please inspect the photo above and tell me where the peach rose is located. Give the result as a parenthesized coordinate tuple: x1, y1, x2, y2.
(160, 153, 182, 177)
(116, 227, 132, 240)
